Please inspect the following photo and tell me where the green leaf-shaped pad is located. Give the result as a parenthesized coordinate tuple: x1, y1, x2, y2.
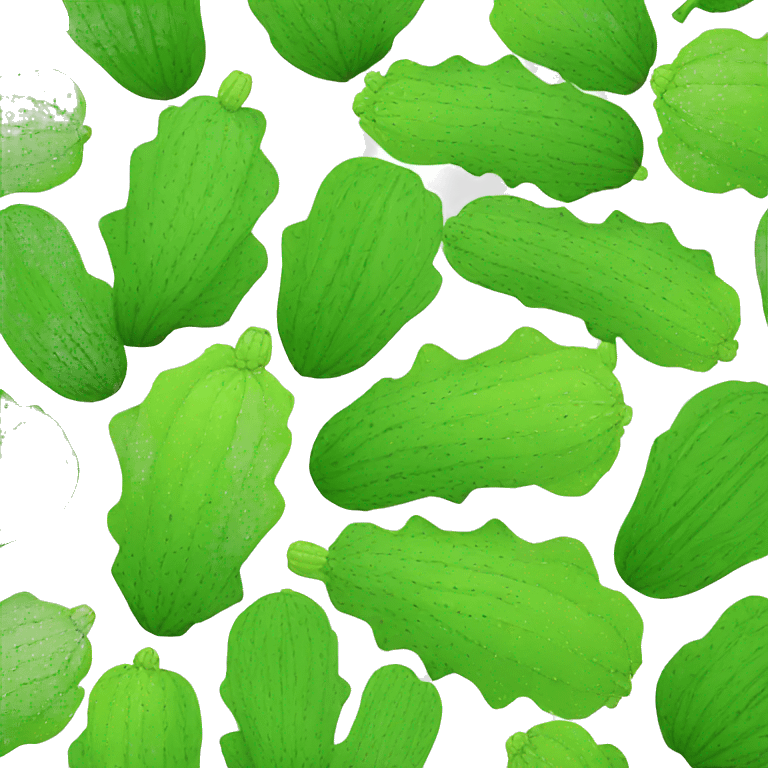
(444, 195, 740, 371)
(108, 328, 293, 636)
(62, 0, 205, 100)
(490, 0, 657, 94)
(310, 327, 632, 510)
(246, 0, 426, 82)
(288, 516, 644, 719)
(652, 29, 768, 197)
(506, 721, 628, 767)
(353, 56, 646, 203)
(656, 596, 768, 767)
(278, 157, 443, 378)
(615, 380, 768, 598)
(101, 71, 279, 347)
(220, 590, 441, 768)
(0, 70, 91, 196)
(0, 592, 95, 757)
(756, 209, 768, 322)
(0, 205, 127, 402)
(673, 0, 756, 22)
(68, 648, 202, 767)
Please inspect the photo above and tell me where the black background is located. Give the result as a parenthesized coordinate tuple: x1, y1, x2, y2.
(0, 0, 768, 768)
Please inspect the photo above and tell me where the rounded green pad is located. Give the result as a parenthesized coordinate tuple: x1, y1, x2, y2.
(353, 55, 645, 204)
(490, 0, 656, 94)
(246, 0, 426, 82)
(63, 0, 206, 100)
(652, 29, 768, 197)
(0, 76, 91, 197)
(656, 596, 768, 768)
(673, 0, 756, 23)
(506, 721, 628, 768)
(108, 328, 293, 636)
(444, 195, 740, 372)
(755, 209, 768, 322)
(278, 157, 443, 378)
(0, 592, 95, 757)
(288, 516, 644, 719)
(311, 327, 631, 510)
(615, 380, 768, 598)
(220, 590, 441, 768)
(68, 648, 202, 768)
(101, 71, 278, 347)
(0, 205, 127, 402)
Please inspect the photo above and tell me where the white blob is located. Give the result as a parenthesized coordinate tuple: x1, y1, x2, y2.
(359, 131, 510, 220)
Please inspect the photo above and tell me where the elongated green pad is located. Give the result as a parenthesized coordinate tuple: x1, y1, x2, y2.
(756, 209, 768, 321)
(506, 721, 628, 768)
(68, 648, 202, 767)
(0, 71, 91, 196)
(490, 0, 656, 95)
(0, 205, 127, 402)
(652, 29, 768, 197)
(278, 157, 443, 378)
(0, 592, 95, 757)
(108, 328, 293, 636)
(444, 196, 740, 371)
(656, 596, 768, 767)
(101, 71, 279, 347)
(353, 56, 645, 203)
(615, 380, 768, 598)
(220, 590, 441, 768)
(673, 0, 756, 22)
(246, 0, 426, 82)
(62, 0, 205, 100)
(310, 327, 631, 510)
(288, 516, 643, 719)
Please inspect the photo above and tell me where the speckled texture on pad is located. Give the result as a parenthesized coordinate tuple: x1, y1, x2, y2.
(353, 55, 645, 203)
(290, 516, 644, 719)
(615, 380, 768, 598)
(0, 205, 127, 402)
(247, 0, 426, 81)
(100, 72, 278, 347)
(444, 195, 740, 372)
(278, 157, 443, 378)
(68, 648, 202, 768)
(490, 0, 656, 94)
(656, 596, 768, 768)
(652, 29, 768, 197)
(755, 209, 768, 322)
(310, 327, 632, 511)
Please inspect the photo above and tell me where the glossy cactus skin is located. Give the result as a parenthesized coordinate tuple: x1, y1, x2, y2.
(0, 205, 127, 402)
(490, 0, 656, 95)
(101, 71, 279, 347)
(652, 29, 768, 197)
(506, 721, 628, 768)
(278, 157, 443, 378)
(288, 516, 644, 719)
(108, 328, 293, 636)
(62, 0, 205, 100)
(220, 590, 441, 768)
(68, 648, 202, 768)
(0, 592, 95, 757)
(673, 0, 756, 22)
(756, 209, 768, 322)
(310, 327, 631, 511)
(656, 596, 768, 768)
(246, 0, 426, 82)
(444, 196, 740, 372)
(353, 56, 646, 204)
(615, 381, 768, 599)
(0, 71, 91, 196)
